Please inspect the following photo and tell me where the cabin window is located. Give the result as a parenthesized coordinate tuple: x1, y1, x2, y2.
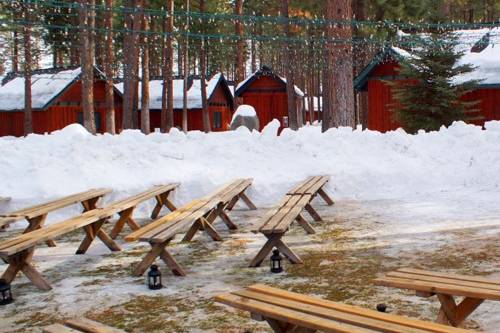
(213, 112, 222, 129)
(77, 112, 102, 132)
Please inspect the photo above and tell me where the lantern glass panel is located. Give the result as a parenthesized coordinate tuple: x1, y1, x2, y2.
(270, 249, 283, 273)
(147, 265, 163, 290)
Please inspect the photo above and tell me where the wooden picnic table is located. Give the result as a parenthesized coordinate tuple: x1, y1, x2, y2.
(215, 284, 472, 333)
(0, 188, 112, 246)
(107, 184, 178, 239)
(0, 184, 178, 290)
(374, 268, 499, 327)
(43, 318, 125, 333)
(125, 178, 256, 277)
(248, 176, 333, 268)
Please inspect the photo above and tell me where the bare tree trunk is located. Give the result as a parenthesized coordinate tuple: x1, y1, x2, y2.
(199, 0, 210, 133)
(281, 0, 298, 130)
(13, 28, 19, 73)
(23, 3, 32, 135)
(141, 5, 150, 134)
(79, 0, 96, 134)
(132, 0, 143, 129)
(322, 0, 355, 131)
(122, 0, 134, 129)
(161, 0, 174, 132)
(182, 0, 190, 133)
(234, 0, 244, 83)
(104, 0, 115, 134)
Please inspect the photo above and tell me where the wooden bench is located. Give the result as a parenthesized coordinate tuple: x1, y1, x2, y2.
(374, 268, 500, 327)
(215, 284, 472, 333)
(0, 188, 111, 245)
(43, 318, 124, 333)
(0, 208, 121, 290)
(108, 184, 178, 239)
(125, 179, 256, 277)
(248, 176, 333, 268)
(0, 184, 178, 290)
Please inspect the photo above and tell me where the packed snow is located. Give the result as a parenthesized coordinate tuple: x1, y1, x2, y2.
(232, 104, 257, 120)
(1, 120, 500, 224)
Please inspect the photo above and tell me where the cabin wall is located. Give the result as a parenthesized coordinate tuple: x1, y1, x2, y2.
(239, 76, 303, 131)
(366, 73, 500, 132)
(0, 80, 123, 137)
(146, 84, 233, 132)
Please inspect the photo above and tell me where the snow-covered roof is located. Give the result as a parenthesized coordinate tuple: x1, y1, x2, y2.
(0, 67, 82, 111)
(235, 66, 305, 97)
(355, 28, 500, 90)
(115, 73, 230, 110)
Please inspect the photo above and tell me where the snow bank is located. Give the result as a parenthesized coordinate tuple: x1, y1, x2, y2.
(2, 121, 500, 223)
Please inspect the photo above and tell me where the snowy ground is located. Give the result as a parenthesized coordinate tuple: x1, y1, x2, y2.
(1, 122, 500, 332)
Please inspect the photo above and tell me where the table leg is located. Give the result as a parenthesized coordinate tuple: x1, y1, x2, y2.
(26, 214, 56, 247)
(436, 294, 484, 327)
(133, 240, 186, 276)
(317, 188, 334, 206)
(249, 233, 302, 267)
(76, 219, 121, 254)
(2, 248, 52, 290)
(110, 207, 139, 239)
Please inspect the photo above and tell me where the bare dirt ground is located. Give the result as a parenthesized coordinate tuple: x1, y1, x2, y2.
(2, 195, 500, 332)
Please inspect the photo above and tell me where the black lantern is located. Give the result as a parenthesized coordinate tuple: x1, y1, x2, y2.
(147, 265, 163, 290)
(270, 249, 283, 273)
(0, 279, 13, 305)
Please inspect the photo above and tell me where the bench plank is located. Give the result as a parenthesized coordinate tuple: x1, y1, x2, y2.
(65, 318, 125, 333)
(374, 276, 500, 301)
(375, 269, 500, 327)
(43, 324, 80, 333)
(216, 293, 376, 333)
(0, 188, 112, 226)
(215, 285, 472, 333)
(247, 284, 468, 333)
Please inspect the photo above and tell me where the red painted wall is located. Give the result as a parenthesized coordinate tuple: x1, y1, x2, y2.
(239, 76, 302, 131)
(0, 80, 123, 137)
(146, 82, 233, 132)
(365, 61, 500, 132)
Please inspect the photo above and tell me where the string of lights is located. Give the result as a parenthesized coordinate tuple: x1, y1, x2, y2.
(1, 0, 499, 30)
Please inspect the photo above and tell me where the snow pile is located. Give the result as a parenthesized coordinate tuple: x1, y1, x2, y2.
(2, 121, 500, 223)
(232, 105, 256, 121)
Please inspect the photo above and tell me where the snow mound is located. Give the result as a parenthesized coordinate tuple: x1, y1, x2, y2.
(232, 105, 257, 121)
(2, 121, 500, 224)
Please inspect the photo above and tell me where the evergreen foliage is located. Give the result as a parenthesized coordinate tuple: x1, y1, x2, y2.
(389, 32, 481, 133)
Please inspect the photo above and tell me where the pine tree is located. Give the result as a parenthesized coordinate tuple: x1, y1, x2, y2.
(390, 32, 481, 133)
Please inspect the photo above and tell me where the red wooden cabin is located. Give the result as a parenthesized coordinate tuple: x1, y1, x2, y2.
(234, 66, 305, 131)
(117, 73, 234, 132)
(355, 29, 500, 133)
(0, 66, 123, 137)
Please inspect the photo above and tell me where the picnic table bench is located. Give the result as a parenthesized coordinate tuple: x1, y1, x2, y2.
(215, 284, 471, 333)
(125, 178, 256, 277)
(248, 176, 333, 268)
(374, 268, 500, 327)
(108, 184, 178, 239)
(0, 184, 178, 290)
(43, 318, 124, 333)
(0, 188, 111, 245)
